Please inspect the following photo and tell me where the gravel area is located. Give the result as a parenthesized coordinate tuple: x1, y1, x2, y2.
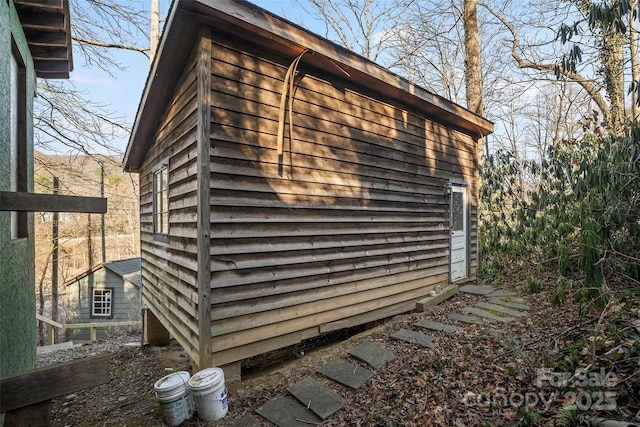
(38, 331, 192, 427)
(33, 280, 639, 426)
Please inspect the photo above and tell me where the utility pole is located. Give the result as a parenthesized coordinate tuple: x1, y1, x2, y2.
(87, 213, 93, 269)
(150, 0, 160, 63)
(52, 177, 59, 330)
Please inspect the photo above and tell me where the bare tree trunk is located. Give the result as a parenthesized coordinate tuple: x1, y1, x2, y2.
(463, 0, 486, 282)
(52, 177, 59, 333)
(463, 0, 484, 117)
(150, 0, 160, 64)
(37, 251, 51, 345)
(630, 0, 639, 122)
(601, 29, 625, 135)
(552, 81, 567, 148)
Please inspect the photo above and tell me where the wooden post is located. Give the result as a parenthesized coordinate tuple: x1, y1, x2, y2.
(46, 324, 54, 345)
(89, 327, 96, 342)
(195, 26, 213, 370)
(145, 309, 169, 346)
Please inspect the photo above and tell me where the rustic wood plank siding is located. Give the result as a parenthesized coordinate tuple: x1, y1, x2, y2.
(138, 48, 201, 359)
(206, 34, 479, 365)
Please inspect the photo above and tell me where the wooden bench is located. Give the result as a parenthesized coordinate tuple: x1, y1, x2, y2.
(0, 354, 110, 426)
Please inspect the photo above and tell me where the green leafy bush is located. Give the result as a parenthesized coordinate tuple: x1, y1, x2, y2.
(527, 276, 544, 293)
(480, 125, 640, 310)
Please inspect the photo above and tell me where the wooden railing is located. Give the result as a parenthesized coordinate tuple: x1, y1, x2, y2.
(36, 314, 141, 344)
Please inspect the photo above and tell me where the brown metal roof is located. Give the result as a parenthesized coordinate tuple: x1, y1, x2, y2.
(123, 0, 493, 172)
(14, 0, 73, 79)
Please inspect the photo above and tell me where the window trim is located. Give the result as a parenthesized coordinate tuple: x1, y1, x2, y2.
(152, 161, 170, 242)
(10, 39, 28, 240)
(91, 287, 114, 319)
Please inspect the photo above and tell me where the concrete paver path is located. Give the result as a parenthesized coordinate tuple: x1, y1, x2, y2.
(317, 358, 374, 389)
(348, 341, 396, 370)
(248, 285, 531, 426)
(256, 396, 323, 427)
(287, 378, 345, 420)
(476, 301, 527, 317)
(414, 319, 462, 333)
(390, 329, 436, 348)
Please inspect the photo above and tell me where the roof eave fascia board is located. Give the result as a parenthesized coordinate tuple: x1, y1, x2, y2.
(123, 0, 187, 172)
(195, 0, 493, 135)
(124, 0, 493, 172)
(62, 263, 105, 288)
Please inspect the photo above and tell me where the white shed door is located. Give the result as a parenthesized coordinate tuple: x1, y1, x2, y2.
(450, 185, 468, 281)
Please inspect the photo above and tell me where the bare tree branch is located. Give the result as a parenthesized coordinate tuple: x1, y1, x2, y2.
(479, 1, 612, 127)
(72, 36, 150, 56)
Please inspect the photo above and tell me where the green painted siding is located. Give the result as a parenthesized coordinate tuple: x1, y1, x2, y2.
(66, 267, 142, 341)
(0, 0, 37, 378)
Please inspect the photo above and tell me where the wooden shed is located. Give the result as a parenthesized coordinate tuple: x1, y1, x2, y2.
(64, 257, 141, 341)
(123, 0, 493, 370)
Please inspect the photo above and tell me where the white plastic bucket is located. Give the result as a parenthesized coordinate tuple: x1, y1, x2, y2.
(154, 371, 194, 426)
(188, 367, 228, 421)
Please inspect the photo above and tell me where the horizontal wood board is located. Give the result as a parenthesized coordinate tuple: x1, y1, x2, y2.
(204, 34, 479, 364)
(0, 355, 110, 412)
(138, 46, 201, 363)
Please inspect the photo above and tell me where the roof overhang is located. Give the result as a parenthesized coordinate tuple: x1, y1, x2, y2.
(123, 0, 493, 172)
(15, 0, 73, 79)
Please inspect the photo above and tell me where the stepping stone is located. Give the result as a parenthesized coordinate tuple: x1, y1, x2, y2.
(287, 378, 345, 420)
(462, 306, 516, 323)
(487, 289, 518, 297)
(348, 341, 396, 370)
(501, 295, 528, 304)
(459, 284, 495, 295)
(448, 313, 480, 324)
(317, 358, 374, 389)
(225, 413, 261, 427)
(414, 319, 462, 333)
(476, 301, 527, 317)
(487, 297, 529, 310)
(390, 328, 436, 348)
(256, 396, 323, 427)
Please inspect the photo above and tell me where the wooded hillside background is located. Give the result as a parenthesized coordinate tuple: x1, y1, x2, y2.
(34, 152, 139, 290)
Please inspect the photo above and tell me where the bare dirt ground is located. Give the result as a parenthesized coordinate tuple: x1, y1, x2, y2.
(39, 267, 640, 427)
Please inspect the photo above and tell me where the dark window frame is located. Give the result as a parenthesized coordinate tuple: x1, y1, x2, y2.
(10, 39, 28, 240)
(152, 161, 170, 242)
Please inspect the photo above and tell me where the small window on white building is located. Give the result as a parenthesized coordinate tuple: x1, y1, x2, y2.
(153, 163, 169, 237)
(92, 288, 113, 318)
